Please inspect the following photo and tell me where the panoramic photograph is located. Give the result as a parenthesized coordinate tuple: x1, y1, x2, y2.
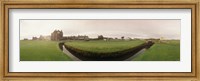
(20, 19, 180, 61)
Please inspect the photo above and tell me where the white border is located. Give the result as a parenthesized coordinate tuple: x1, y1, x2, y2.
(9, 9, 191, 72)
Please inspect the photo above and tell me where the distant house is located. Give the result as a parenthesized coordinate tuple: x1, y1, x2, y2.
(146, 38, 160, 42)
(146, 37, 167, 43)
(62, 35, 89, 40)
(32, 37, 38, 40)
(24, 38, 28, 40)
(77, 35, 89, 40)
(39, 35, 51, 40)
(50, 29, 90, 41)
(62, 36, 76, 40)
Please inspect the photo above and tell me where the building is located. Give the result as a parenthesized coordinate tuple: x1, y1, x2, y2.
(32, 37, 38, 40)
(39, 35, 51, 40)
(77, 35, 89, 40)
(146, 38, 160, 42)
(24, 38, 28, 40)
(50, 30, 89, 41)
(62, 35, 89, 40)
(51, 30, 63, 41)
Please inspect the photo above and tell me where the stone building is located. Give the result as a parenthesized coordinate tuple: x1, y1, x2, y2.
(51, 30, 63, 41)
(50, 30, 90, 41)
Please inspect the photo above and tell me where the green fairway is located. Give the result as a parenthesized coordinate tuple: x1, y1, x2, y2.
(132, 40, 180, 61)
(20, 40, 71, 61)
(20, 39, 180, 61)
(65, 40, 145, 53)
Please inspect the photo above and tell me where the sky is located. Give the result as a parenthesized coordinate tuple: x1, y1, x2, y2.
(20, 19, 180, 40)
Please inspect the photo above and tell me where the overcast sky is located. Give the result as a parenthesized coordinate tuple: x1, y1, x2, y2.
(20, 19, 180, 40)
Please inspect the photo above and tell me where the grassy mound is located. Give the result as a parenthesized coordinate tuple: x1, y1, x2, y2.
(63, 40, 151, 61)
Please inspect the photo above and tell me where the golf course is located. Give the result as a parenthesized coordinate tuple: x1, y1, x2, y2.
(20, 40, 180, 61)
(20, 40, 71, 61)
(132, 40, 180, 61)
(65, 40, 145, 53)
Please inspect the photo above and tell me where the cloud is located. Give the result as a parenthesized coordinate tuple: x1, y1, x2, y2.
(20, 19, 180, 39)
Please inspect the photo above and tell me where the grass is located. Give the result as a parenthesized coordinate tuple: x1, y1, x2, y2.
(20, 40, 180, 61)
(20, 40, 72, 61)
(65, 40, 145, 53)
(132, 40, 180, 61)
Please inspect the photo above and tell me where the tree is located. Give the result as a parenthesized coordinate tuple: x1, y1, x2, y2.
(98, 35, 104, 40)
(121, 36, 124, 40)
